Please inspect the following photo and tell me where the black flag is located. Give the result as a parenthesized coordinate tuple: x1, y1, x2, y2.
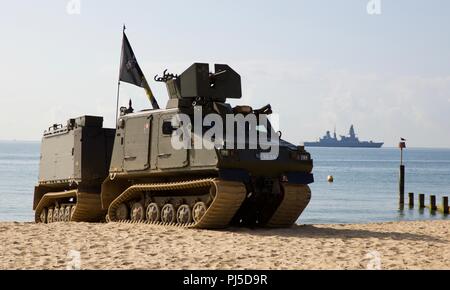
(119, 31, 160, 109)
(119, 33, 144, 86)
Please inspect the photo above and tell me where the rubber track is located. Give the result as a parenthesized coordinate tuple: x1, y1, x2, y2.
(266, 184, 311, 227)
(34, 190, 105, 223)
(107, 179, 247, 229)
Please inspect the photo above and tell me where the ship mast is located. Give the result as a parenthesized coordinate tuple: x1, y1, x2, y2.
(349, 125, 356, 138)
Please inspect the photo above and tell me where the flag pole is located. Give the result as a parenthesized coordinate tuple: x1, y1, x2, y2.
(115, 25, 126, 124)
(115, 81, 121, 123)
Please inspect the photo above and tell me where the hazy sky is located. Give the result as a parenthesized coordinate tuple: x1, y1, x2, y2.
(1, 0, 450, 147)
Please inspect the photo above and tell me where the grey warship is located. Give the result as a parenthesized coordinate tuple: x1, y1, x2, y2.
(304, 125, 383, 148)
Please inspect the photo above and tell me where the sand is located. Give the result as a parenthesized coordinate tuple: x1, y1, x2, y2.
(0, 220, 449, 270)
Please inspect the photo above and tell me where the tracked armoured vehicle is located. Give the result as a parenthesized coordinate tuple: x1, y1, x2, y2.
(33, 63, 314, 228)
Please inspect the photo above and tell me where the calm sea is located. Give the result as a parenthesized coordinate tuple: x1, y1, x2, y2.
(0, 141, 449, 224)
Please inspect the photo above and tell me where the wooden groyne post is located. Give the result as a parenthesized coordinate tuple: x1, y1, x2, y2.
(399, 165, 405, 204)
(430, 195, 437, 211)
(398, 140, 406, 206)
(443, 197, 449, 214)
(408, 192, 414, 208)
(419, 194, 425, 209)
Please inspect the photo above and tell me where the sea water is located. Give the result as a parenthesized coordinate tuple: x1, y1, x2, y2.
(0, 141, 40, 222)
(0, 141, 449, 224)
(304, 147, 450, 224)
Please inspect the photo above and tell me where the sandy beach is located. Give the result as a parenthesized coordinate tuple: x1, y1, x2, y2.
(0, 220, 449, 270)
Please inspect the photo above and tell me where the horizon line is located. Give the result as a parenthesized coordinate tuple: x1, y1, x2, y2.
(1, 140, 450, 150)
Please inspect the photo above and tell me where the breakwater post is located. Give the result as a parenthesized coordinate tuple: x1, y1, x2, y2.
(430, 195, 437, 211)
(443, 197, 449, 214)
(408, 192, 414, 208)
(419, 194, 425, 209)
(398, 139, 406, 206)
(399, 165, 405, 205)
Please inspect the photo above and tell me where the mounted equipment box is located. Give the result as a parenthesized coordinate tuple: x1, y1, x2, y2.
(38, 116, 115, 186)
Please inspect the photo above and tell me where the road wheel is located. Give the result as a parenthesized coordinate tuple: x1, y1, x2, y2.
(176, 204, 192, 224)
(131, 202, 145, 222)
(161, 204, 175, 223)
(146, 203, 160, 222)
(116, 203, 129, 221)
(193, 202, 207, 223)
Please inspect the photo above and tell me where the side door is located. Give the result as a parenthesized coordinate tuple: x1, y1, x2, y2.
(157, 113, 189, 169)
(123, 115, 151, 171)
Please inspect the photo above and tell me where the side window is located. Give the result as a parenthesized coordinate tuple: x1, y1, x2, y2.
(162, 120, 175, 135)
(157, 114, 189, 169)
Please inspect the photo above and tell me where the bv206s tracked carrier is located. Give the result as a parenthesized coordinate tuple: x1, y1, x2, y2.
(33, 63, 314, 228)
